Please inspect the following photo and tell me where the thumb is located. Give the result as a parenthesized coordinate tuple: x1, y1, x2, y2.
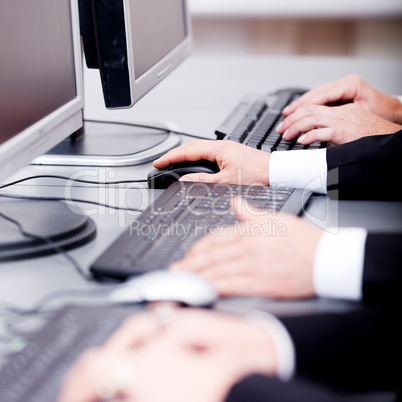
(179, 172, 221, 183)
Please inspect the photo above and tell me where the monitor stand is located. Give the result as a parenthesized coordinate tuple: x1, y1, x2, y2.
(32, 119, 181, 167)
(0, 200, 96, 262)
(8, 119, 180, 262)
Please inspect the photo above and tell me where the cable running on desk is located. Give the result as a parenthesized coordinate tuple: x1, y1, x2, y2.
(0, 174, 148, 190)
(0, 210, 91, 281)
(85, 119, 214, 141)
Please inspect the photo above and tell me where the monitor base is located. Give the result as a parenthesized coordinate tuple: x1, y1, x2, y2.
(0, 200, 96, 262)
(32, 120, 181, 167)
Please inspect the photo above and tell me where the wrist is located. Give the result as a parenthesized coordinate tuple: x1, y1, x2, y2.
(255, 150, 271, 186)
(246, 311, 295, 382)
(237, 317, 277, 377)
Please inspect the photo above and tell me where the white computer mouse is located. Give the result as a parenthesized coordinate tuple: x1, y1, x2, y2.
(109, 270, 218, 307)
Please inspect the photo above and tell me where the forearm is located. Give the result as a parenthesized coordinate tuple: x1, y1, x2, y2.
(326, 131, 402, 200)
(279, 307, 401, 393)
(269, 130, 402, 201)
(227, 306, 401, 398)
(226, 374, 342, 402)
(362, 233, 402, 306)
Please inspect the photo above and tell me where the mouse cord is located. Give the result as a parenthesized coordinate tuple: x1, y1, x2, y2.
(0, 189, 145, 355)
(0, 183, 148, 313)
(0, 174, 148, 190)
(0, 210, 125, 340)
(0, 286, 125, 356)
(85, 119, 214, 141)
(0, 209, 93, 282)
(0, 193, 145, 213)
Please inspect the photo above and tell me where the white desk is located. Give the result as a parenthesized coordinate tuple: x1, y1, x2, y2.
(1, 55, 402, 356)
(84, 54, 402, 138)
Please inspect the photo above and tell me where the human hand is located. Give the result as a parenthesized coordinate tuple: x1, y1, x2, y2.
(153, 140, 271, 186)
(281, 74, 402, 125)
(57, 306, 277, 402)
(277, 103, 402, 145)
(57, 311, 161, 402)
(170, 198, 322, 299)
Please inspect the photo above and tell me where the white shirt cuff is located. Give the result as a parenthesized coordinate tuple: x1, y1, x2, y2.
(393, 95, 402, 104)
(247, 310, 295, 382)
(269, 149, 327, 194)
(313, 228, 368, 300)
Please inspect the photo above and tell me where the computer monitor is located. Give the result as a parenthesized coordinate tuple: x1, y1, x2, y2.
(0, 0, 98, 262)
(34, 0, 193, 167)
(0, 0, 192, 261)
(0, 0, 84, 184)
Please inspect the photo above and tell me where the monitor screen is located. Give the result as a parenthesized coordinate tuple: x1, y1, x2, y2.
(34, 0, 191, 167)
(126, 0, 191, 106)
(0, 0, 84, 182)
(130, 0, 187, 78)
(0, 0, 191, 172)
(87, 0, 192, 109)
(0, 0, 77, 145)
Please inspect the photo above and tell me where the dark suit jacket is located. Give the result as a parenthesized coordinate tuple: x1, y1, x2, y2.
(326, 130, 402, 306)
(225, 236, 402, 400)
(326, 130, 402, 201)
(226, 131, 402, 400)
(226, 306, 401, 402)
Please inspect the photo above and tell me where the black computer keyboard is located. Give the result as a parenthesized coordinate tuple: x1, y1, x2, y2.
(90, 181, 311, 280)
(215, 88, 327, 151)
(0, 304, 144, 402)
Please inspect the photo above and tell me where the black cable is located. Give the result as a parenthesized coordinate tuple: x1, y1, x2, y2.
(0, 174, 147, 190)
(0, 121, 207, 342)
(0, 286, 118, 318)
(0, 121, 207, 350)
(0, 210, 126, 342)
(85, 118, 214, 140)
(0, 193, 145, 212)
(0, 286, 122, 348)
(0, 209, 92, 281)
(0, 180, 145, 300)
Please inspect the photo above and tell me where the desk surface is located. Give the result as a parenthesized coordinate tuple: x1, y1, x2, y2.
(84, 54, 402, 138)
(1, 55, 402, 359)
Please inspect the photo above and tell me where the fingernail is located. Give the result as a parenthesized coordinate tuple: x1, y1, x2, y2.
(298, 134, 307, 144)
(276, 122, 283, 132)
(282, 106, 290, 114)
(283, 129, 289, 139)
(179, 175, 192, 182)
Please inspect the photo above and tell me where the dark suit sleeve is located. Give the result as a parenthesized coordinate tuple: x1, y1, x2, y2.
(275, 233, 402, 393)
(226, 231, 402, 398)
(226, 131, 402, 400)
(326, 130, 402, 200)
(226, 374, 348, 402)
(226, 307, 401, 401)
(362, 233, 402, 306)
(280, 307, 401, 393)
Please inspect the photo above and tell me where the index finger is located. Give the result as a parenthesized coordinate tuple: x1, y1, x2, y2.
(282, 85, 332, 116)
(153, 140, 219, 169)
(282, 78, 356, 116)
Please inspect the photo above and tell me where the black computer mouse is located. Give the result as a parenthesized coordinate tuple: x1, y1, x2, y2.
(148, 160, 220, 189)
